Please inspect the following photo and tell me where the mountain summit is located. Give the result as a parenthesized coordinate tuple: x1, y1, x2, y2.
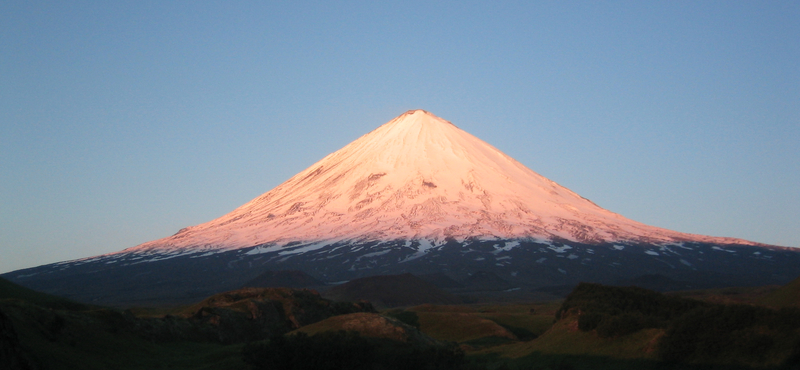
(5, 110, 796, 306)
(129, 109, 756, 255)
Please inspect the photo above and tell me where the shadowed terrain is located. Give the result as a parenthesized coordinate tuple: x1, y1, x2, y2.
(4, 275, 800, 369)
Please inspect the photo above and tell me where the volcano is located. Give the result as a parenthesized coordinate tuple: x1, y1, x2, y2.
(5, 110, 798, 306)
(129, 109, 758, 251)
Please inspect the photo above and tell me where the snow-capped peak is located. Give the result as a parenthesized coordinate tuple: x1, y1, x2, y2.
(125, 110, 761, 254)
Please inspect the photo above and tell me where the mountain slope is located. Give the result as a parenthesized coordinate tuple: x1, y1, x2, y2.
(323, 273, 462, 308)
(4, 110, 796, 306)
(242, 270, 324, 289)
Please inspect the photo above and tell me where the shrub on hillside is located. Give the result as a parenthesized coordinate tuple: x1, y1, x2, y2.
(659, 304, 800, 365)
(559, 282, 800, 366)
(557, 283, 704, 323)
(560, 283, 703, 338)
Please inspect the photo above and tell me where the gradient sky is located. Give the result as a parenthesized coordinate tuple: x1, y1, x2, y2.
(1, 1, 798, 274)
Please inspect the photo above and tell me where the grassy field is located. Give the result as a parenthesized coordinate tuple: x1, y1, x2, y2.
(395, 302, 559, 350)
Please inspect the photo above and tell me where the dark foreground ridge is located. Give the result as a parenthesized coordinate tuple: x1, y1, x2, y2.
(5, 275, 800, 369)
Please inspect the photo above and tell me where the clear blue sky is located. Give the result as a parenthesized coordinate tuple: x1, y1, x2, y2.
(2, 1, 798, 273)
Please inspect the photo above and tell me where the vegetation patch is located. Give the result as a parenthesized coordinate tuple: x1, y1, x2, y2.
(557, 283, 800, 367)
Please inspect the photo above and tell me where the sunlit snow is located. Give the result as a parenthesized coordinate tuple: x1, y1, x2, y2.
(113, 110, 764, 258)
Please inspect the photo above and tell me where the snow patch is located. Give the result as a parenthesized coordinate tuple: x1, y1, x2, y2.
(245, 245, 283, 255)
(492, 241, 521, 254)
(356, 249, 392, 260)
(190, 251, 219, 258)
(279, 241, 332, 256)
(398, 239, 444, 262)
(548, 245, 572, 253)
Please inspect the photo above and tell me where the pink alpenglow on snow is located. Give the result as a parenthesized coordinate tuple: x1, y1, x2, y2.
(125, 110, 762, 255)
